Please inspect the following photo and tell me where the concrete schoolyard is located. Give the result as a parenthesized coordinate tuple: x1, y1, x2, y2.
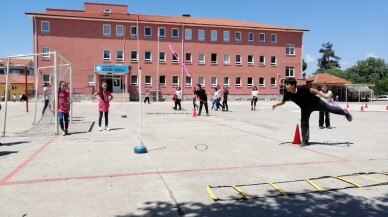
(0, 100, 387, 217)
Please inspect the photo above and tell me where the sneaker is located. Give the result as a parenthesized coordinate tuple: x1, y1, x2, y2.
(344, 109, 353, 122)
(251, 108, 253, 111)
(99, 127, 102, 131)
(206, 113, 209, 116)
(61, 131, 66, 136)
(198, 113, 201, 116)
(105, 126, 111, 131)
(300, 140, 310, 147)
(65, 129, 69, 135)
(326, 126, 332, 129)
(319, 126, 324, 129)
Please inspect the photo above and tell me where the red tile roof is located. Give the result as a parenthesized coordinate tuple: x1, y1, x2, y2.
(306, 73, 352, 85)
(26, 7, 308, 32)
(0, 75, 35, 84)
(0, 58, 32, 66)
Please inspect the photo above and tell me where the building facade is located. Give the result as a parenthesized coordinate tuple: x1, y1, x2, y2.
(26, 2, 308, 101)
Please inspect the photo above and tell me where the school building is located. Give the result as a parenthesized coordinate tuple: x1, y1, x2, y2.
(26, 2, 308, 101)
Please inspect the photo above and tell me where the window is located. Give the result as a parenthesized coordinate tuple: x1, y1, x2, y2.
(88, 75, 95, 86)
(159, 52, 166, 63)
(198, 29, 205, 41)
(104, 9, 111, 13)
(43, 74, 51, 83)
(144, 27, 152, 38)
(198, 76, 205, 86)
(235, 77, 241, 87)
(159, 75, 166, 86)
(247, 77, 253, 87)
(259, 33, 265, 44)
(198, 53, 205, 64)
(211, 30, 217, 41)
(42, 47, 50, 60)
(185, 76, 192, 87)
(130, 26, 137, 37)
(103, 49, 111, 61)
(172, 28, 179, 39)
(211, 53, 217, 64)
(116, 50, 124, 62)
(235, 54, 242, 65)
(248, 32, 254, 42)
(185, 29, 192, 40)
(145, 75, 152, 86)
(223, 54, 230, 65)
(144, 51, 152, 62)
(158, 27, 166, 39)
(271, 33, 277, 43)
(235, 31, 242, 42)
(223, 31, 230, 42)
(185, 53, 192, 63)
(131, 75, 138, 85)
(223, 77, 229, 86)
(172, 53, 179, 63)
(271, 56, 277, 66)
(259, 55, 265, 65)
(259, 77, 265, 87)
(41, 21, 50, 33)
(271, 77, 276, 87)
(286, 44, 295, 55)
(172, 75, 179, 87)
(211, 76, 217, 87)
(103, 24, 111, 36)
(131, 50, 138, 62)
(247, 55, 254, 65)
(285, 67, 295, 77)
(116, 25, 124, 37)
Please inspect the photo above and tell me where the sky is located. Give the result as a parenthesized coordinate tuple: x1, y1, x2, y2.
(0, 0, 387, 75)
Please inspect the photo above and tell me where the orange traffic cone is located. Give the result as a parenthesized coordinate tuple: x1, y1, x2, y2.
(365, 102, 368, 108)
(292, 124, 301, 145)
(346, 102, 349, 108)
(193, 108, 197, 117)
(360, 105, 364, 111)
(386, 105, 388, 111)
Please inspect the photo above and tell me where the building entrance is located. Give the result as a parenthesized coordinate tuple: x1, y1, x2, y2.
(99, 74, 124, 93)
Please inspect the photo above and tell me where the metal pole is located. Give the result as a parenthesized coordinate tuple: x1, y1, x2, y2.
(25, 66, 29, 112)
(69, 64, 73, 123)
(54, 51, 59, 135)
(2, 58, 10, 137)
(33, 68, 39, 124)
(181, 24, 185, 100)
(156, 28, 160, 102)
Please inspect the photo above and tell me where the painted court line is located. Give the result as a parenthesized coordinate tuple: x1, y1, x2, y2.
(1, 159, 344, 186)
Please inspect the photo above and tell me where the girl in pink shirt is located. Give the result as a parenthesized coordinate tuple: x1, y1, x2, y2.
(58, 81, 70, 136)
(94, 81, 114, 131)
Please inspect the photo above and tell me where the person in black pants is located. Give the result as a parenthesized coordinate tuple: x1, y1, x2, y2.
(272, 78, 352, 147)
(195, 84, 209, 116)
(319, 84, 333, 129)
(222, 86, 229, 111)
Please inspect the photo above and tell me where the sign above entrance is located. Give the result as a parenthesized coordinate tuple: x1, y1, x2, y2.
(94, 64, 129, 73)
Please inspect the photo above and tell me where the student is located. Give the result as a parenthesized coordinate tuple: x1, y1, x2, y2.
(251, 86, 259, 111)
(319, 84, 333, 129)
(1, 94, 4, 102)
(272, 78, 352, 147)
(173, 86, 182, 110)
(19, 94, 23, 102)
(195, 84, 209, 116)
(94, 81, 113, 131)
(58, 81, 70, 136)
(222, 86, 229, 111)
(144, 90, 150, 104)
(192, 87, 198, 110)
(212, 87, 221, 111)
(12, 93, 16, 102)
(42, 82, 50, 114)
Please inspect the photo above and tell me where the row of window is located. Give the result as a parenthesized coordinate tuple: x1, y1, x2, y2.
(41, 20, 282, 44)
(100, 46, 295, 65)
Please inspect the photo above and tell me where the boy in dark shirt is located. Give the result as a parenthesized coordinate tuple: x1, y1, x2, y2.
(195, 84, 209, 116)
(272, 78, 352, 147)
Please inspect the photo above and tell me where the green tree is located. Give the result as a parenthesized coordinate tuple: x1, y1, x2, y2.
(302, 59, 307, 72)
(317, 42, 341, 72)
(345, 57, 388, 83)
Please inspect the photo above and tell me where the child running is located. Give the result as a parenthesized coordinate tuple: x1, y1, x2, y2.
(94, 81, 114, 131)
(58, 81, 70, 136)
(272, 78, 352, 147)
(195, 84, 209, 116)
(251, 86, 259, 111)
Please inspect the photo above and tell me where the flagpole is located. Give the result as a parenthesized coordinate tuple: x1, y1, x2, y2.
(134, 13, 147, 154)
(157, 28, 160, 101)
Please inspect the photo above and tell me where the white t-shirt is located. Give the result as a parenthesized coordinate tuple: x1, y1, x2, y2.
(252, 90, 259, 98)
(175, 90, 182, 99)
(320, 90, 333, 99)
(43, 87, 50, 100)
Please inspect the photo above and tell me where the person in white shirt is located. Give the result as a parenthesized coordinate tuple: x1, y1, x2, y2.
(144, 90, 150, 104)
(251, 86, 259, 111)
(42, 82, 51, 114)
(173, 86, 182, 110)
(319, 84, 333, 129)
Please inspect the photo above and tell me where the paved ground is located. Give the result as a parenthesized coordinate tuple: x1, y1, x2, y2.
(0, 100, 388, 217)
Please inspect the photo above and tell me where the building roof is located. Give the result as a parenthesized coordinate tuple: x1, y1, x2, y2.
(0, 75, 35, 84)
(306, 73, 352, 85)
(0, 58, 33, 67)
(25, 3, 308, 32)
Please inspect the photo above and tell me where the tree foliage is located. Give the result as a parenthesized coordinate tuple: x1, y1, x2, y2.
(317, 42, 341, 72)
(302, 59, 307, 72)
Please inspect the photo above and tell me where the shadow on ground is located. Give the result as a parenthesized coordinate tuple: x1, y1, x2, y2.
(117, 191, 388, 217)
(0, 151, 18, 157)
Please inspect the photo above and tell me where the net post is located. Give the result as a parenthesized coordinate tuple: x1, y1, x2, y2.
(54, 51, 59, 135)
(69, 64, 73, 123)
(2, 58, 11, 137)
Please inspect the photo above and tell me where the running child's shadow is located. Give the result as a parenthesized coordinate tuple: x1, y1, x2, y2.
(0, 151, 18, 156)
(0, 141, 30, 147)
(309, 141, 353, 147)
(108, 128, 125, 131)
